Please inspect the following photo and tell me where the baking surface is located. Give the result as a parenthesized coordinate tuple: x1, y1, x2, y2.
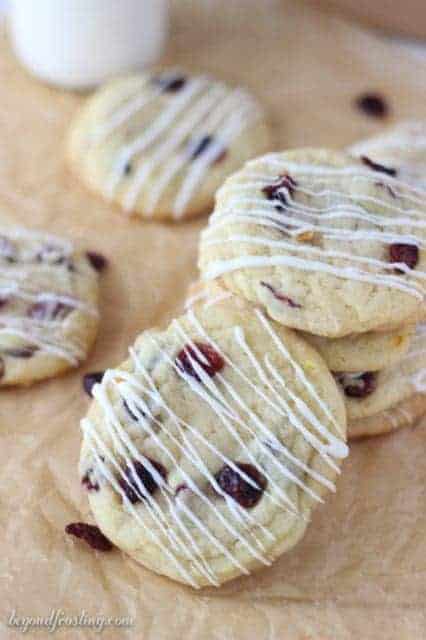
(1, 1, 426, 638)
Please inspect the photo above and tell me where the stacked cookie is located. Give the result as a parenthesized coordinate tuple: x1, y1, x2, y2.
(75, 72, 351, 588)
(198, 148, 426, 439)
(76, 132, 426, 589)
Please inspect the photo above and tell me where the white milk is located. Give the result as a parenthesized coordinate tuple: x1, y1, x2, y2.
(10, 0, 168, 89)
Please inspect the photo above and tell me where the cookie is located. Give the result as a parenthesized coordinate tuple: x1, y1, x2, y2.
(0, 227, 102, 386)
(348, 393, 426, 440)
(68, 70, 271, 222)
(349, 120, 426, 191)
(186, 279, 414, 373)
(79, 285, 347, 588)
(302, 324, 414, 373)
(335, 323, 426, 423)
(198, 148, 426, 337)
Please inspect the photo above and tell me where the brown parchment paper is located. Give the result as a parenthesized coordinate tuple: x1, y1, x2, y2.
(2, 1, 426, 638)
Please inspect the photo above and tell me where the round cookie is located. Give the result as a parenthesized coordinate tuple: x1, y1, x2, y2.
(198, 148, 426, 337)
(302, 324, 414, 373)
(335, 323, 426, 424)
(68, 69, 271, 222)
(0, 226, 102, 386)
(79, 286, 347, 588)
(349, 120, 426, 191)
(348, 393, 426, 440)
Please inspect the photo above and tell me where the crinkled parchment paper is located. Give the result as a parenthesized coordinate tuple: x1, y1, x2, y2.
(1, 1, 426, 638)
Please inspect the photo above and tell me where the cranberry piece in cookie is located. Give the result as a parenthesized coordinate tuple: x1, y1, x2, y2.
(335, 372, 377, 398)
(36, 244, 67, 266)
(81, 467, 100, 492)
(260, 281, 302, 308)
(123, 399, 146, 421)
(389, 243, 419, 272)
(176, 342, 224, 381)
(119, 459, 167, 504)
(262, 174, 297, 210)
(152, 73, 186, 92)
(187, 135, 227, 164)
(216, 463, 267, 508)
(0, 235, 17, 263)
(83, 371, 105, 397)
(28, 301, 73, 321)
(4, 346, 38, 358)
(361, 155, 397, 177)
(65, 522, 113, 551)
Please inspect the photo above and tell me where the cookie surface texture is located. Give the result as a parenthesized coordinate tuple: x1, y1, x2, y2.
(68, 70, 271, 221)
(80, 286, 347, 588)
(199, 148, 426, 336)
(337, 324, 426, 423)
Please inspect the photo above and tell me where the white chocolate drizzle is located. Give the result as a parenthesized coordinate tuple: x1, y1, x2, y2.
(201, 155, 426, 301)
(81, 299, 347, 587)
(0, 227, 98, 367)
(90, 72, 262, 218)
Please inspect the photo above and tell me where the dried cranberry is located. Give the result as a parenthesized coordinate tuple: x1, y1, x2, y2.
(4, 346, 38, 358)
(361, 156, 397, 177)
(216, 463, 267, 508)
(123, 399, 146, 421)
(65, 522, 113, 551)
(0, 297, 9, 309)
(119, 459, 167, 504)
(335, 372, 377, 398)
(262, 174, 297, 210)
(0, 357, 4, 379)
(152, 74, 186, 92)
(28, 301, 73, 321)
(186, 135, 226, 164)
(188, 135, 212, 159)
(83, 371, 105, 397)
(174, 483, 188, 497)
(81, 468, 99, 492)
(389, 243, 419, 272)
(176, 342, 224, 381)
(355, 93, 388, 118)
(86, 251, 108, 272)
(260, 281, 301, 308)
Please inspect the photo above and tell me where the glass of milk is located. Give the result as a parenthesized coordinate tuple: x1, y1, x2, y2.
(10, 0, 168, 90)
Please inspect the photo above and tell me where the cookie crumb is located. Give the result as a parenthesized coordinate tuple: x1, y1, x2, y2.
(86, 251, 108, 272)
